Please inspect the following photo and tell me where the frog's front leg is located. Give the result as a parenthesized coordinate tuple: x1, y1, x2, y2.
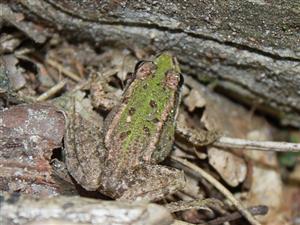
(119, 165, 185, 202)
(175, 118, 220, 147)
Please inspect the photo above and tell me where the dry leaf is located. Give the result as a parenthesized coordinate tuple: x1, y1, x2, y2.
(208, 147, 247, 187)
(2, 54, 26, 90)
(183, 89, 206, 112)
(184, 79, 282, 224)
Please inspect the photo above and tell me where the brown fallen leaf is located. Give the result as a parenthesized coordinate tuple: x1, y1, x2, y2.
(0, 33, 22, 54)
(2, 54, 26, 90)
(183, 88, 206, 112)
(208, 147, 247, 187)
(183, 76, 282, 225)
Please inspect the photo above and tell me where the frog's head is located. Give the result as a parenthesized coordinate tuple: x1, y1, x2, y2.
(105, 52, 184, 164)
(133, 52, 183, 91)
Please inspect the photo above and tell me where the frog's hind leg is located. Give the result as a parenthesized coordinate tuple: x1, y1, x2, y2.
(64, 105, 107, 191)
(119, 165, 185, 201)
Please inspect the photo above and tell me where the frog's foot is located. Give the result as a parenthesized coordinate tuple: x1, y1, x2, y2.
(175, 122, 220, 147)
(51, 158, 74, 184)
(119, 165, 185, 202)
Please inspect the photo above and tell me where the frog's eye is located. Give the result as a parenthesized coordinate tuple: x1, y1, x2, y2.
(135, 61, 157, 79)
(124, 72, 135, 88)
(179, 73, 184, 87)
(164, 70, 182, 90)
(134, 60, 146, 73)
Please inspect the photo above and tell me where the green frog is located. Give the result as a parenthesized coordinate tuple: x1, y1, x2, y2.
(64, 53, 205, 201)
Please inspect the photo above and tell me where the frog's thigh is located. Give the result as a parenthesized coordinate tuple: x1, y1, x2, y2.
(120, 165, 185, 201)
(64, 111, 106, 191)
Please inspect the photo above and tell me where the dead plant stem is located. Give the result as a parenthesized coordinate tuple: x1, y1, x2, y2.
(214, 137, 300, 152)
(171, 156, 262, 225)
(46, 58, 82, 82)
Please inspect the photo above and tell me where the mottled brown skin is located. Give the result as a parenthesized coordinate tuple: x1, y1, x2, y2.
(64, 53, 185, 201)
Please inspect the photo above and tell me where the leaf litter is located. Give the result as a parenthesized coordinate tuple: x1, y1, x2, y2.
(0, 23, 299, 225)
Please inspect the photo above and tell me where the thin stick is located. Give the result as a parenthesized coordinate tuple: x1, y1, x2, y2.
(171, 156, 262, 225)
(205, 205, 268, 225)
(36, 79, 67, 101)
(46, 59, 82, 82)
(214, 136, 300, 152)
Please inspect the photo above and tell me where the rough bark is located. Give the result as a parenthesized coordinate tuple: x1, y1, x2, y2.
(2, 0, 300, 127)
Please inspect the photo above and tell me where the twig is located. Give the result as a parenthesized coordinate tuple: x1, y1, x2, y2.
(213, 137, 300, 152)
(170, 156, 262, 225)
(165, 198, 222, 213)
(204, 205, 268, 225)
(46, 58, 82, 82)
(36, 79, 67, 101)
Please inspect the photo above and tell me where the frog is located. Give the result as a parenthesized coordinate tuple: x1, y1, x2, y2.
(63, 52, 186, 201)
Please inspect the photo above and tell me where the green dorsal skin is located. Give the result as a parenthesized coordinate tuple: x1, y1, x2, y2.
(118, 54, 176, 151)
(105, 53, 181, 168)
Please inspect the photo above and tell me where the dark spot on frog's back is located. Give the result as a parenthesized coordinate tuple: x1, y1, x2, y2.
(120, 130, 131, 140)
(149, 100, 157, 108)
(152, 118, 160, 123)
(129, 107, 136, 115)
(143, 126, 150, 136)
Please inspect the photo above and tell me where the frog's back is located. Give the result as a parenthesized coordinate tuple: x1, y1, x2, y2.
(103, 53, 182, 173)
